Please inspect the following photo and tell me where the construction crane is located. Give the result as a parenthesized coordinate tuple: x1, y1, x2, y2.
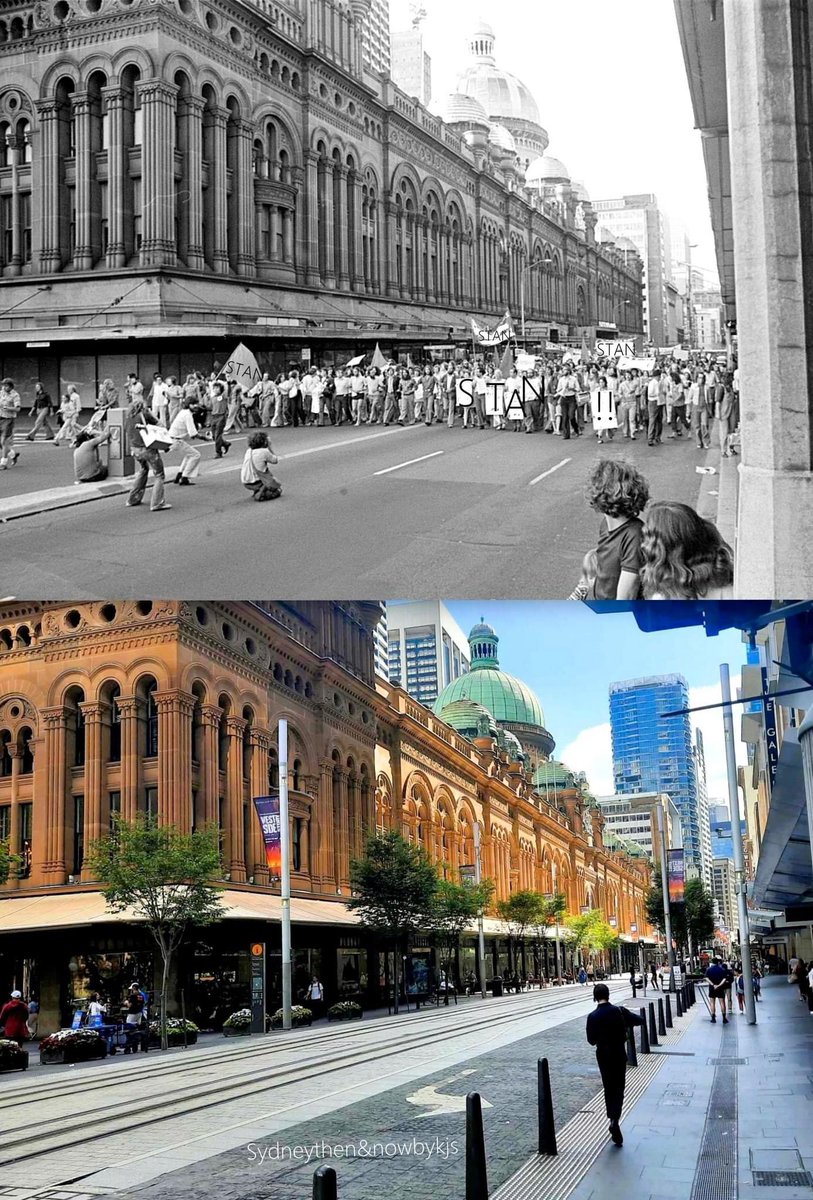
(409, 2, 427, 29)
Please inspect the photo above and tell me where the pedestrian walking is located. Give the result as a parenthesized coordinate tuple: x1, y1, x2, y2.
(578, 967, 588, 986)
(0, 377, 22, 467)
(735, 969, 746, 1013)
(53, 386, 83, 446)
(556, 365, 580, 439)
(124, 397, 172, 511)
(705, 955, 730, 1023)
(240, 431, 282, 502)
(0, 990, 29, 1047)
(649, 961, 659, 991)
(646, 369, 665, 445)
(26, 996, 39, 1038)
(586, 983, 645, 1147)
(167, 399, 202, 487)
(26, 383, 55, 441)
(640, 502, 734, 599)
(305, 976, 324, 1019)
(209, 381, 231, 458)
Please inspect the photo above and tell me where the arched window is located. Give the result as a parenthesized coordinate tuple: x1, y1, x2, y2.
(292, 757, 301, 791)
(64, 687, 86, 767)
(268, 746, 279, 790)
(217, 694, 231, 771)
(18, 727, 33, 775)
(0, 730, 12, 777)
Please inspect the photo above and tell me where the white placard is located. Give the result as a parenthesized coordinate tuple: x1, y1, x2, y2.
(590, 389, 618, 429)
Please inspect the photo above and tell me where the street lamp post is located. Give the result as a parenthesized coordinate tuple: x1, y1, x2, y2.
(520, 254, 553, 344)
(720, 663, 756, 1024)
(656, 801, 676, 991)
(552, 860, 562, 983)
(474, 822, 487, 1000)
(615, 298, 631, 335)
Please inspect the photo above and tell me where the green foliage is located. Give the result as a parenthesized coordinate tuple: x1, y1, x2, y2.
(428, 877, 493, 983)
(0, 841, 19, 886)
(348, 831, 438, 937)
(646, 877, 716, 952)
(89, 815, 223, 1049)
(564, 909, 618, 956)
(270, 1005, 312, 1029)
(497, 890, 548, 939)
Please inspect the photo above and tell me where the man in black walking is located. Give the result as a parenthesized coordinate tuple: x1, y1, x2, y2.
(586, 983, 645, 1147)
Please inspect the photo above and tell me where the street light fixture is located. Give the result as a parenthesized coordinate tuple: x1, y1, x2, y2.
(615, 298, 631, 334)
(520, 253, 553, 345)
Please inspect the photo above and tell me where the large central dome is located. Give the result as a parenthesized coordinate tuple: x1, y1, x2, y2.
(433, 620, 545, 728)
(455, 22, 540, 125)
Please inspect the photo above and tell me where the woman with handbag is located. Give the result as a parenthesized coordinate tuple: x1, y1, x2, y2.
(124, 396, 172, 511)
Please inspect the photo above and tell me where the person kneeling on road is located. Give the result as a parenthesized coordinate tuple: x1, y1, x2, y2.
(586, 983, 645, 1147)
(241, 431, 282, 502)
(73, 428, 110, 484)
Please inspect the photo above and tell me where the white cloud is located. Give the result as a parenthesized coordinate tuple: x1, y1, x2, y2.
(560, 676, 745, 804)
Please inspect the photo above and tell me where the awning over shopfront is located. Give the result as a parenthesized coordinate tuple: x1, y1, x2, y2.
(752, 728, 813, 909)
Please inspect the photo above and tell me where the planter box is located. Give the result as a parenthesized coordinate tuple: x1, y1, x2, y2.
(271, 1017, 312, 1030)
(40, 1043, 107, 1065)
(148, 1031, 198, 1049)
(327, 1011, 363, 1022)
(0, 1051, 28, 1072)
(223, 1025, 251, 1037)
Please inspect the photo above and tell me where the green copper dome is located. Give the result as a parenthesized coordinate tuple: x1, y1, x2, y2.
(438, 699, 498, 740)
(433, 620, 545, 728)
(533, 759, 574, 790)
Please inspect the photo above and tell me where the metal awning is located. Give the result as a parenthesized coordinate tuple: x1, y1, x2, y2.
(751, 728, 813, 908)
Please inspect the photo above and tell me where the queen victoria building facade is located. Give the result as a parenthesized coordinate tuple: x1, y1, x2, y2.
(0, 0, 643, 389)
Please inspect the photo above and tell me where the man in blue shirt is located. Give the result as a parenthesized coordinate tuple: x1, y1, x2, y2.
(705, 956, 729, 1023)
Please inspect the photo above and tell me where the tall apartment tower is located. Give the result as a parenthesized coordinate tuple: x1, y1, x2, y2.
(390, 27, 432, 104)
(609, 674, 701, 877)
(386, 601, 470, 707)
(360, 0, 391, 73)
(693, 727, 713, 889)
(593, 194, 672, 346)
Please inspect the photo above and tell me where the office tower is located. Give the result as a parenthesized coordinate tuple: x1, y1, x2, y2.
(594, 792, 682, 865)
(373, 604, 389, 680)
(694, 728, 713, 889)
(609, 675, 701, 877)
(593, 194, 672, 345)
(386, 601, 470, 706)
(361, 0, 392, 73)
(390, 28, 432, 104)
(711, 857, 738, 935)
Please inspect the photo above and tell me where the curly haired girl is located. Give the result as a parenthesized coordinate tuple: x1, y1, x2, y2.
(641, 502, 734, 598)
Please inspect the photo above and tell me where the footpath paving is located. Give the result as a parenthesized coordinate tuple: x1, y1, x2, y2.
(497, 974, 813, 1200)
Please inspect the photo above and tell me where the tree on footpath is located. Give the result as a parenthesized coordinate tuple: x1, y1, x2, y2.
(0, 839, 18, 885)
(428, 877, 494, 1003)
(348, 830, 438, 1014)
(646, 878, 715, 959)
(497, 890, 547, 979)
(89, 815, 224, 1050)
(565, 909, 619, 973)
(531, 891, 568, 980)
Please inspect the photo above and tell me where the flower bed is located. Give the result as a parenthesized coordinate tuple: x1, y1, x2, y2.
(222, 1008, 252, 1036)
(270, 1005, 312, 1030)
(0, 1038, 28, 1072)
(39, 1028, 107, 1065)
(327, 1001, 363, 1022)
(148, 1018, 199, 1048)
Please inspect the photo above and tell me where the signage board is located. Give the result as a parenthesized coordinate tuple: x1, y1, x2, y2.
(590, 389, 618, 429)
(250, 942, 265, 1035)
(595, 338, 635, 359)
(516, 353, 537, 372)
(761, 667, 779, 793)
(667, 848, 686, 904)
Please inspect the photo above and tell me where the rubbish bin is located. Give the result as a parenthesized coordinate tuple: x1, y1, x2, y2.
(490, 978, 503, 997)
(106, 406, 134, 478)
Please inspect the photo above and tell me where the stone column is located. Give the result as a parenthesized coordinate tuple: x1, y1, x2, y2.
(234, 119, 256, 275)
(383, 199, 397, 297)
(40, 707, 67, 883)
(137, 79, 177, 266)
(305, 153, 321, 286)
(270, 206, 281, 261)
(226, 716, 247, 881)
(79, 702, 105, 879)
(71, 91, 94, 269)
(249, 729, 272, 885)
(180, 94, 205, 270)
(321, 160, 336, 286)
(117, 697, 140, 822)
(154, 690, 195, 829)
(333, 164, 349, 289)
(207, 105, 230, 274)
(199, 705, 221, 828)
(5, 746, 22, 888)
(282, 207, 294, 264)
(335, 769, 349, 886)
(101, 85, 126, 268)
(35, 98, 62, 272)
(6, 134, 23, 276)
(315, 760, 334, 884)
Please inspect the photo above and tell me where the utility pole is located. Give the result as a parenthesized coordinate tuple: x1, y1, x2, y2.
(656, 801, 676, 991)
(552, 861, 562, 983)
(279, 718, 292, 1030)
(720, 664, 756, 1024)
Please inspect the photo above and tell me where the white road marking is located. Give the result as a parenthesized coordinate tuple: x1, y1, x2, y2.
(374, 450, 444, 476)
(528, 457, 572, 486)
(406, 1068, 490, 1117)
(206, 426, 419, 476)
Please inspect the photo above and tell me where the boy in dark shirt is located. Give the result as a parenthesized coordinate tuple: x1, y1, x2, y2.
(585, 459, 650, 599)
(586, 983, 645, 1146)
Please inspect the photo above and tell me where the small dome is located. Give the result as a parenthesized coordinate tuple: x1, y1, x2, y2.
(469, 619, 497, 638)
(472, 19, 496, 39)
(438, 699, 498, 740)
(444, 91, 490, 127)
(488, 123, 516, 153)
(572, 179, 590, 203)
(525, 154, 570, 185)
(533, 759, 575, 790)
(615, 236, 639, 253)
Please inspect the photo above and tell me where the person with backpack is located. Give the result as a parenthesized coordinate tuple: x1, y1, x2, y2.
(241, 432, 282, 502)
(586, 983, 645, 1146)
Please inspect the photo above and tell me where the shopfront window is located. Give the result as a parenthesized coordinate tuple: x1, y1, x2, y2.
(337, 948, 367, 1000)
(66, 950, 152, 1014)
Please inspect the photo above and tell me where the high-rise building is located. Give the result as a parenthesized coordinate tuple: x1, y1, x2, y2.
(594, 792, 682, 865)
(390, 28, 432, 105)
(709, 814, 747, 861)
(708, 802, 730, 825)
(359, 0, 391, 73)
(694, 728, 712, 889)
(373, 605, 389, 680)
(386, 601, 470, 707)
(609, 675, 701, 877)
(711, 857, 738, 935)
(593, 194, 672, 345)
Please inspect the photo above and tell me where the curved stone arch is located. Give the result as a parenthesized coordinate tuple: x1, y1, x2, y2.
(77, 53, 115, 89)
(86, 664, 130, 699)
(253, 106, 303, 160)
(221, 80, 254, 119)
(0, 83, 38, 128)
(309, 125, 335, 154)
(344, 139, 363, 169)
(389, 160, 422, 201)
(434, 783, 457, 816)
(420, 178, 445, 211)
(109, 45, 157, 84)
(162, 51, 202, 87)
(47, 670, 93, 707)
(402, 767, 434, 806)
(193, 65, 229, 100)
(444, 185, 468, 220)
(0, 694, 41, 737)
(360, 160, 381, 190)
(41, 59, 83, 97)
(128, 660, 172, 697)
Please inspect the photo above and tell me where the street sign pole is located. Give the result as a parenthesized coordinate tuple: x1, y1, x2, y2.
(720, 664, 756, 1024)
(279, 719, 292, 1031)
(552, 861, 562, 983)
(656, 802, 676, 991)
(250, 942, 265, 1034)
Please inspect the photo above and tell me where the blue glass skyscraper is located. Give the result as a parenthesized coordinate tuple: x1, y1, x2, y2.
(609, 674, 700, 875)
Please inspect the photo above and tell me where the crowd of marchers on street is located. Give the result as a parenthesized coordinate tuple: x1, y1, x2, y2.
(0, 348, 737, 593)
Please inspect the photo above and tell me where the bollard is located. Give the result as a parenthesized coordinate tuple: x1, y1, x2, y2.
(313, 1165, 338, 1200)
(631, 978, 637, 999)
(626, 1024, 638, 1067)
(537, 1057, 558, 1156)
(689, 981, 695, 1006)
(466, 1092, 489, 1200)
(648, 1001, 659, 1046)
(639, 1006, 650, 1054)
(665, 995, 673, 1028)
(675, 988, 683, 1018)
(657, 997, 667, 1037)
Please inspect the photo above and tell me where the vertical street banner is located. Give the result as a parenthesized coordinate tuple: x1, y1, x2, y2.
(252, 794, 282, 880)
(667, 848, 685, 905)
(761, 667, 779, 793)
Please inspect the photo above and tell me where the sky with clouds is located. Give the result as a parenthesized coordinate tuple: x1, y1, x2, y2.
(442, 602, 747, 804)
(388, 0, 719, 283)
